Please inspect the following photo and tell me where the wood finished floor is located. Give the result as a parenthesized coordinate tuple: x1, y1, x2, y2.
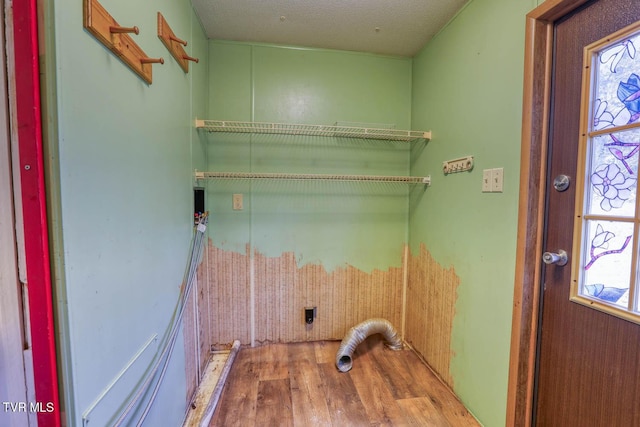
(210, 336, 479, 426)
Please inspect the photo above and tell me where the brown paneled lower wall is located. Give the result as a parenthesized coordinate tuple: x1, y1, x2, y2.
(207, 243, 252, 346)
(205, 241, 404, 347)
(253, 249, 404, 344)
(405, 243, 458, 388)
(195, 240, 459, 390)
(183, 260, 214, 404)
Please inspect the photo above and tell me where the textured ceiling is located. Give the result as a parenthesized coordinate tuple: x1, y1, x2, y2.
(191, 0, 469, 57)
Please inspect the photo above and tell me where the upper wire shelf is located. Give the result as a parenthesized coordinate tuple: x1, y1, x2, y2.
(195, 171, 431, 185)
(195, 120, 431, 142)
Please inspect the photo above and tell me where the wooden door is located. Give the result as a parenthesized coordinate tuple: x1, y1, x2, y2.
(535, 0, 640, 425)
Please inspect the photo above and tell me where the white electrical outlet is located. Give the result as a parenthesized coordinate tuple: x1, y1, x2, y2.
(482, 169, 492, 192)
(232, 193, 243, 210)
(491, 168, 504, 192)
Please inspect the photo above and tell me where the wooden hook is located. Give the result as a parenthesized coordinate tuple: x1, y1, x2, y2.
(183, 55, 199, 63)
(110, 25, 139, 35)
(140, 57, 164, 64)
(170, 35, 188, 46)
(85, 0, 156, 83)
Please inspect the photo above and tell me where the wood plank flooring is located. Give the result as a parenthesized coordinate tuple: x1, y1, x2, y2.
(210, 336, 479, 426)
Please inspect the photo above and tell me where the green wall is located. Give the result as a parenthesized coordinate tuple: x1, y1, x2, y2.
(410, 0, 535, 425)
(206, 42, 413, 272)
(47, 0, 208, 425)
(206, 1, 535, 419)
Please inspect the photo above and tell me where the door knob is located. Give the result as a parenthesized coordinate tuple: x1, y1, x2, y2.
(543, 250, 568, 266)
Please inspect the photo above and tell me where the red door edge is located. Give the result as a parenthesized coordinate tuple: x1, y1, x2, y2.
(12, 0, 61, 425)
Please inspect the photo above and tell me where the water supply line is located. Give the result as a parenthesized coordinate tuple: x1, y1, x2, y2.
(335, 318, 403, 372)
(110, 213, 209, 427)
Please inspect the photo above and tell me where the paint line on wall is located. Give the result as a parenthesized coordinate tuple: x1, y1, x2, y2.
(249, 45, 256, 347)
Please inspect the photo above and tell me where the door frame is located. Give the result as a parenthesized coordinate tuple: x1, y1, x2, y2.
(7, 0, 61, 425)
(506, 0, 593, 425)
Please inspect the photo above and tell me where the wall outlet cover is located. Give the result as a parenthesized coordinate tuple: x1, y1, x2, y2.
(232, 193, 243, 210)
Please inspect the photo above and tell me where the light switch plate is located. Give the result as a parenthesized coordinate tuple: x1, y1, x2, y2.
(491, 168, 504, 192)
(482, 169, 492, 192)
(482, 168, 504, 193)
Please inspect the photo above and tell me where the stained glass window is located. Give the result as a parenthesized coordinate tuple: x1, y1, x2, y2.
(572, 23, 640, 321)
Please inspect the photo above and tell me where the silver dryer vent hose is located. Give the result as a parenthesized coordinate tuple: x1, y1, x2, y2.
(335, 318, 402, 372)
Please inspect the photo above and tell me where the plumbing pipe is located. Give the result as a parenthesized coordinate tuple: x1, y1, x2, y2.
(112, 214, 208, 427)
(336, 318, 402, 372)
(132, 217, 209, 427)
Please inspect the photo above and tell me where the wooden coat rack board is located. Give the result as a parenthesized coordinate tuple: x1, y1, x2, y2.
(83, 0, 163, 84)
(157, 12, 199, 73)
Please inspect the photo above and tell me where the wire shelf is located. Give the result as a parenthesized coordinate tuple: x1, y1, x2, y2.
(194, 120, 431, 142)
(194, 171, 431, 185)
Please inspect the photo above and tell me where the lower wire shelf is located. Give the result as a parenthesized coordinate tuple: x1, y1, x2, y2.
(194, 171, 431, 185)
